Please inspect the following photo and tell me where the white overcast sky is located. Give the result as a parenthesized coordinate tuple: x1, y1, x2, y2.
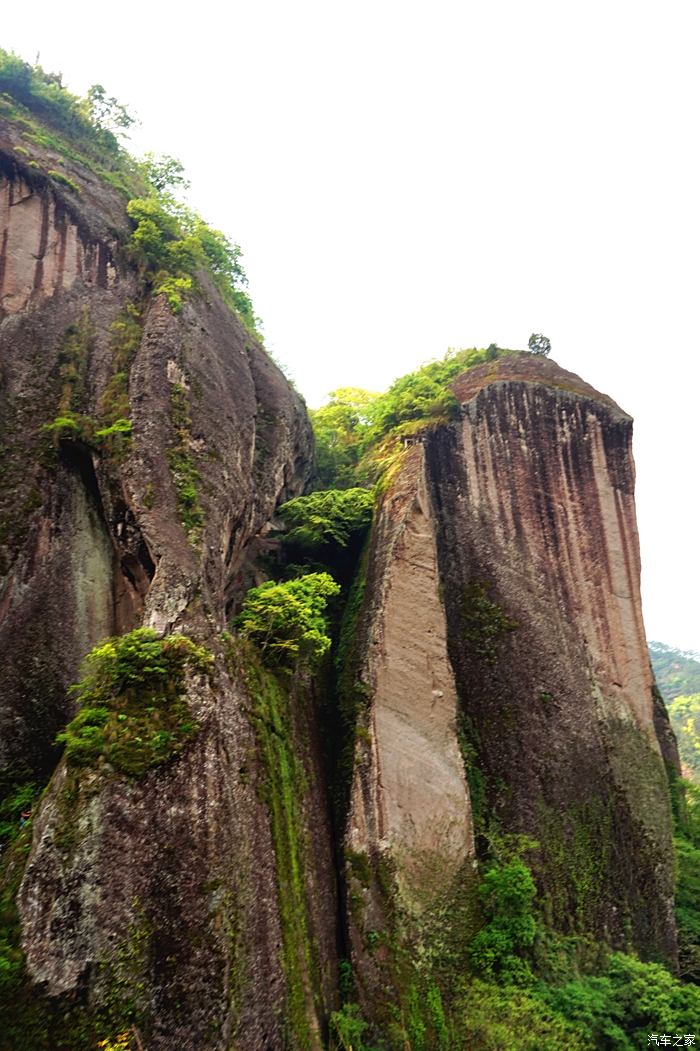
(4, 1, 699, 652)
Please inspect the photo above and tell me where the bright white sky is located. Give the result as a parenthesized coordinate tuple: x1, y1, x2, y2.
(4, 1, 699, 651)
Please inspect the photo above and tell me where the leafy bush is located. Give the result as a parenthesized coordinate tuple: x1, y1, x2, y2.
(310, 388, 377, 488)
(543, 952, 700, 1050)
(0, 783, 37, 844)
(362, 344, 509, 445)
(235, 573, 340, 670)
(125, 171, 259, 331)
(668, 694, 700, 780)
(329, 1002, 370, 1050)
(469, 857, 537, 983)
(278, 488, 374, 549)
(56, 628, 212, 777)
(47, 169, 80, 193)
(456, 979, 589, 1050)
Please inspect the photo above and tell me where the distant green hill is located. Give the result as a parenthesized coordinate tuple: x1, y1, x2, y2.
(649, 640, 700, 702)
(650, 642, 700, 783)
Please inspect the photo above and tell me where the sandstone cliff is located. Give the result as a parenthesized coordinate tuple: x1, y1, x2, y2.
(342, 353, 678, 1025)
(0, 109, 338, 1051)
(0, 81, 686, 1051)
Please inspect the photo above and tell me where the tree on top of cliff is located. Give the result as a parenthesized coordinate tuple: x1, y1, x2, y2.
(528, 333, 551, 356)
(0, 48, 131, 158)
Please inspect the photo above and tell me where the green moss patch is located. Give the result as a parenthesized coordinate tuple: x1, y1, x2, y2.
(57, 628, 212, 778)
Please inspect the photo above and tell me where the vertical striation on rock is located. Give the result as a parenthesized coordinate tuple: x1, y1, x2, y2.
(428, 354, 677, 960)
(0, 109, 338, 1050)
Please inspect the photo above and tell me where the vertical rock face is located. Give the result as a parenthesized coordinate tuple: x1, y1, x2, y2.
(343, 354, 677, 1021)
(0, 175, 115, 316)
(347, 445, 473, 897)
(0, 104, 681, 1047)
(430, 354, 676, 959)
(0, 118, 338, 1050)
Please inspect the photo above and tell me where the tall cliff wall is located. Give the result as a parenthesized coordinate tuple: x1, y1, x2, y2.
(435, 355, 676, 957)
(0, 113, 338, 1051)
(0, 94, 684, 1050)
(342, 354, 678, 1027)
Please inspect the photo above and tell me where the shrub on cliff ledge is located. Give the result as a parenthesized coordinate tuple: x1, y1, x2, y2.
(235, 573, 340, 670)
(278, 488, 374, 549)
(56, 628, 213, 776)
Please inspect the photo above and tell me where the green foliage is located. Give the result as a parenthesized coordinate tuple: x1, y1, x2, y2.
(126, 164, 260, 332)
(41, 412, 90, 440)
(278, 488, 374, 549)
(528, 333, 551, 356)
(361, 344, 510, 445)
(95, 302, 143, 458)
(649, 641, 700, 702)
(668, 693, 700, 781)
(329, 1002, 370, 1050)
(469, 857, 537, 983)
(94, 418, 132, 441)
(56, 628, 212, 777)
(310, 347, 514, 488)
(85, 84, 135, 136)
(47, 169, 80, 193)
(223, 639, 320, 1047)
(0, 48, 131, 161)
(235, 573, 340, 670)
(310, 388, 377, 488)
(542, 952, 700, 1049)
(674, 781, 700, 981)
(456, 979, 589, 1050)
(461, 580, 518, 664)
(0, 783, 37, 845)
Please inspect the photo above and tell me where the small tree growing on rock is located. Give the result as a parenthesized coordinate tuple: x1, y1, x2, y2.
(528, 333, 551, 357)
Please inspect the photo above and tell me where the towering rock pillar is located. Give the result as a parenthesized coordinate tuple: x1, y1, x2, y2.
(429, 353, 677, 960)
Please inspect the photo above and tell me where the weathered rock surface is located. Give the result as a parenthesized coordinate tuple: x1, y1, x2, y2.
(0, 113, 338, 1050)
(433, 354, 677, 958)
(0, 101, 682, 1049)
(347, 444, 473, 895)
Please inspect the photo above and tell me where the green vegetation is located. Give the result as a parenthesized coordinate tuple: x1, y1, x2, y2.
(649, 641, 700, 702)
(528, 333, 551, 356)
(310, 345, 514, 490)
(668, 694, 700, 781)
(125, 158, 259, 331)
(0, 783, 37, 846)
(310, 388, 378, 489)
(674, 781, 700, 982)
(0, 48, 132, 160)
(278, 488, 374, 549)
(338, 833, 700, 1050)
(224, 638, 321, 1048)
(0, 51, 261, 340)
(47, 169, 80, 193)
(235, 572, 340, 671)
(469, 854, 537, 983)
(56, 628, 212, 777)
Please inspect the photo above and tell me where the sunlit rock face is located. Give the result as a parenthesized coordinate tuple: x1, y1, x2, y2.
(0, 175, 115, 317)
(347, 444, 474, 891)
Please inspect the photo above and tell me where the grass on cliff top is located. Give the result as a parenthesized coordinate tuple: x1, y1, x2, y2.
(0, 48, 131, 166)
(311, 345, 518, 488)
(0, 51, 262, 337)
